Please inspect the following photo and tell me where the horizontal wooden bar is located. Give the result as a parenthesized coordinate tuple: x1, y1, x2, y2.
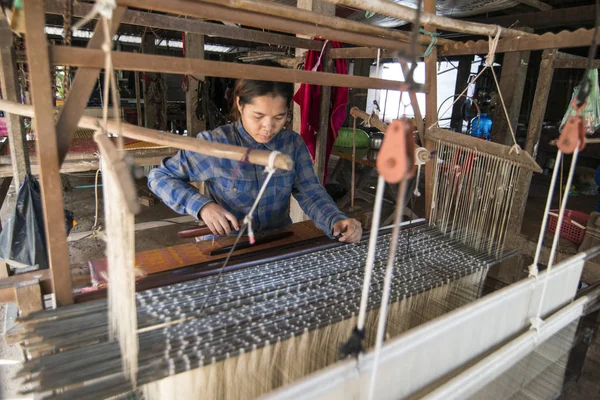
(426, 127, 542, 173)
(553, 51, 600, 69)
(349, 107, 388, 132)
(49, 45, 427, 92)
(466, 5, 594, 30)
(329, 47, 398, 60)
(323, 0, 533, 38)
(440, 28, 600, 57)
(0, 99, 294, 171)
(45, 0, 322, 51)
(118, 0, 418, 51)
(0, 270, 50, 304)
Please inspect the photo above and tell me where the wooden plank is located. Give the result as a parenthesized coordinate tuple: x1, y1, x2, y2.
(45, 0, 322, 51)
(466, 5, 594, 29)
(440, 28, 600, 57)
(553, 51, 600, 69)
(142, 32, 159, 130)
(0, 269, 51, 304)
(14, 279, 43, 316)
(449, 56, 473, 133)
(0, 261, 8, 279)
(491, 44, 531, 145)
(399, 60, 424, 144)
(508, 49, 557, 239)
(118, 0, 418, 52)
(134, 52, 142, 126)
(0, 22, 30, 188)
(22, 0, 73, 306)
(424, 0, 437, 219)
(516, 0, 552, 11)
(184, 32, 206, 136)
(49, 46, 427, 92)
(315, 46, 332, 185)
(329, 47, 397, 60)
(55, 7, 125, 166)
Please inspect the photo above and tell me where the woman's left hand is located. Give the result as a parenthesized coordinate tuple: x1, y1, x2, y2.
(333, 219, 362, 243)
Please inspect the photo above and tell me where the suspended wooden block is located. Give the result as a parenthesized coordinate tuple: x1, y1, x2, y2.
(426, 127, 542, 173)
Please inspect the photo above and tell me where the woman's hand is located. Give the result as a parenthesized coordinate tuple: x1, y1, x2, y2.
(199, 203, 240, 236)
(333, 219, 362, 243)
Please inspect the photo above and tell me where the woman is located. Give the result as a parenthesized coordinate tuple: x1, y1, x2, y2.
(148, 64, 362, 243)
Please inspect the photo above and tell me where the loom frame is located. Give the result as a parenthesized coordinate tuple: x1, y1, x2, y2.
(264, 247, 600, 400)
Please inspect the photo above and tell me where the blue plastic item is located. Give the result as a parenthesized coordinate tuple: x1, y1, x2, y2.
(470, 113, 492, 141)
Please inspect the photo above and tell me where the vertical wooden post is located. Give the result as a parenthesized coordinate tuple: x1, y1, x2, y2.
(142, 32, 158, 130)
(508, 49, 557, 239)
(0, 21, 30, 188)
(315, 47, 332, 185)
(184, 32, 206, 136)
(491, 41, 531, 145)
(23, 0, 73, 306)
(449, 55, 473, 133)
(134, 52, 142, 126)
(424, 0, 438, 219)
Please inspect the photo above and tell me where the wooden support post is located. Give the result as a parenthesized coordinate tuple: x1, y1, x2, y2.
(142, 32, 158, 130)
(134, 52, 142, 126)
(14, 279, 43, 317)
(184, 32, 206, 136)
(424, 0, 438, 219)
(399, 60, 424, 144)
(450, 55, 473, 133)
(0, 177, 13, 211)
(508, 49, 557, 240)
(345, 59, 371, 127)
(491, 34, 531, 145)
(55, 7, 125, 165)
(0, 261, 8, 279)
(0, 21, 30, 188)
(315, 48, 332, 185)
(22, 0, 73, 306)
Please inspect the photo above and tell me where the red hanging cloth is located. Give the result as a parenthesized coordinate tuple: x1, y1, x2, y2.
(293, 40, 349, 185)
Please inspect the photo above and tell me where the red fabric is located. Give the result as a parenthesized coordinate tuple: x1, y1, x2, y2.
(293, 40, 349, 185)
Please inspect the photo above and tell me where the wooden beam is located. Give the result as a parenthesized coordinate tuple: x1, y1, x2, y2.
(134, 53, 142, 126)
(184, 32, 206, 136)
(49, 46, 428, 92)
(0, 270, 51, 304)
(553, 51, 600, 69)
(315, 45, 332, 185)
(45, 0, 322, 51)
(55, 7, 125, 166)
(118, 0, 419, 51)
(424, 0, 437, 219)
(516, 0, 552, 11)
(142, 32, 160, 130)
(466, 5, 594, 30)
(449, 56, 473, 133)
(399, 60, 424, 144)
(440, 28, 600, 57)
(14, 279, 43, 317)
(322, 0, 532, 38)
(22, 0, 73, 306)
(0, 177, 12, 210)
(491, 43, 531, 145)
(0, 22, 30, 188)
(329, 47, 396, 60)
(508, 49, 557, 240)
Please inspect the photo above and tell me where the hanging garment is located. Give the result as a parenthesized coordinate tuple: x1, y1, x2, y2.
(293, 40, 349, 185)
(561, 69, 600, 134)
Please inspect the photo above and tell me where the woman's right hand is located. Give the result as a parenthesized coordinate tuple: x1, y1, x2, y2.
(199, 203, 240, 236)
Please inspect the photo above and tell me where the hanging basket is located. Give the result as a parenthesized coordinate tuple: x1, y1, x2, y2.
(547, 209, 589, 245)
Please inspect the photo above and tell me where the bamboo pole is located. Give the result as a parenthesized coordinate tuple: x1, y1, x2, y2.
(187, 0, 452, 46)
(322, 0, 535, 38)
(0, 100, 293, 171)
(349, 107, 388, 132)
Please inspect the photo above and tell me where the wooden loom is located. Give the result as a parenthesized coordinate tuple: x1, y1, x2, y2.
(1, 0, 599, 399)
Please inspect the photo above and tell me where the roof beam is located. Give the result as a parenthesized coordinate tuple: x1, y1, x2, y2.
(465, 5, 595, 30)
(516, 0, 552, 11)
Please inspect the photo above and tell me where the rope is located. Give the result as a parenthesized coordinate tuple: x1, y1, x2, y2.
(420, 28, 439, 58)
(243, 151, 280, 244)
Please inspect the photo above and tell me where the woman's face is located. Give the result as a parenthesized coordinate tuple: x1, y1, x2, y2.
(237, 95, 288, 144)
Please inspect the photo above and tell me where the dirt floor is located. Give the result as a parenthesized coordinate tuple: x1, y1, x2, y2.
(1, 158, 600, 398)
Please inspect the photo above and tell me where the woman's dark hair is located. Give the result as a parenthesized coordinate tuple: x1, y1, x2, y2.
(232, 60, 294, 120)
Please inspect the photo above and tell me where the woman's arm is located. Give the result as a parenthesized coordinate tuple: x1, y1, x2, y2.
(291, 138, 347, 237)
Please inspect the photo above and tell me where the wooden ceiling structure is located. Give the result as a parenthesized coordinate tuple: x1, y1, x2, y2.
(0, 0, 597, 308)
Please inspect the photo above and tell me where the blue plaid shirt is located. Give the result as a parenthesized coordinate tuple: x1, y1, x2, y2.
(147, 121, 347, 237)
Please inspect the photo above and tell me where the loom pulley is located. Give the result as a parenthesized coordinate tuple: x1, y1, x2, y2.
(377, 119, 416, 184)
(558, 98, 588, 154)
